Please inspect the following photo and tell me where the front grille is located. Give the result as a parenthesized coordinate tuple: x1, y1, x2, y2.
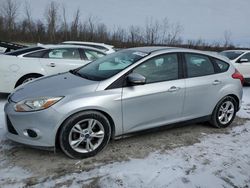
(6, 116, 18, 135)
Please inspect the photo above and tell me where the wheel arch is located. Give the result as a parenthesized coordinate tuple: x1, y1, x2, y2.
(227, 94, 240, 111)
(55, 109, 116, 149)
(15, 73, 44, 88)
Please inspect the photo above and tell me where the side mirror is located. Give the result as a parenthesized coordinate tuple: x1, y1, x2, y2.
(127, 73, 146, 86)
(238, 58, 249, 63)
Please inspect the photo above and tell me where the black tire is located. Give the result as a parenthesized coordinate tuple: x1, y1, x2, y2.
(210, 96, 237, 128)
(15, 74, 42, 88)
(59, 111, 111, 159)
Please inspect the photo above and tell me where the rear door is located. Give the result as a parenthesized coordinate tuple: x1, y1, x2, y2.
(39, 48, 88, 75)
(122, 53, 185, 133)
(182, 53, 225, 119)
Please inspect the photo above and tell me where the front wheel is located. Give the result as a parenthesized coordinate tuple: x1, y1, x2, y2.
(59, 111, 111, 159)
(210, 96, 237, 128)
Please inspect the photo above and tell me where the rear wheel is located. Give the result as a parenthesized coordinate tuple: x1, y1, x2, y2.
(210, 96, 237, 128)
(59, 111, 111, 159)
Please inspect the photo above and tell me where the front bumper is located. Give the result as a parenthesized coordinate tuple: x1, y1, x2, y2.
(4, 100, 63, 147)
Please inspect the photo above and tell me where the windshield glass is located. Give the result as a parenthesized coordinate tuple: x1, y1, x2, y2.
(74, 50, 148, 81)
(220, 51, 244, 60)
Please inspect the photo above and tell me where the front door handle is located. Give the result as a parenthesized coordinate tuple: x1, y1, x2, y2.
(167, 86, 180, 92)
(47, 63, 56, 67)
(212, 80, 221, 85)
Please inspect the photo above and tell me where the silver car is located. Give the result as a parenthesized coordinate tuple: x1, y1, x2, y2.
(4, 47, 243, 158)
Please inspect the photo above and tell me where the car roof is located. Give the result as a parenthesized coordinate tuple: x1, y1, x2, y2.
(222, 50, 250, 53)
(127, 46, 230, 62)
(37, 44, 106, 53)
(62, 41, 114, 48)
(128, 46, 175, 53)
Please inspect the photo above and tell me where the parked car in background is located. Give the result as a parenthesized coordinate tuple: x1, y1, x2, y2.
(62, 41, 116, 54)
(220, 50, 250, 84)
(5, 47, 243, 159)
(0, 40, 27, 53)
(0, 45, 106, 93)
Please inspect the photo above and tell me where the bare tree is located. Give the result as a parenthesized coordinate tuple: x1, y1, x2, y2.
(223, 30, 232, 48)
(61, 4, 68, 40)
(96, 23, 108, 42)
(144, 18, 160, 45)
(164, 23, 183, 45)
(111, 26, 127, 47)
(71, 8, 80, 40)
(24, 1, 35, 41)
(129, 25, 143, 45)
(36, 19, 46, 42)
(1, 0, 19, 39)
(86, 16, 97, 41)
(45, 1, 59, 42)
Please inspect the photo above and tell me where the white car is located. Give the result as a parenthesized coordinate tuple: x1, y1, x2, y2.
(0, 45, 106, 93)
(62, 41, 115, 54)
(220, 50, 250, 84)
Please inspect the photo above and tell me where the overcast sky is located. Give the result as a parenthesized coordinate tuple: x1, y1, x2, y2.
(2, 0, 250, 47)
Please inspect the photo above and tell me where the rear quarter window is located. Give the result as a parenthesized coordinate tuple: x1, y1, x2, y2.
(212, 58, 229, 73)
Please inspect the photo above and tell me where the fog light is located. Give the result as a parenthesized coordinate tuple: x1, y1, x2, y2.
(23, 129, 39, 138)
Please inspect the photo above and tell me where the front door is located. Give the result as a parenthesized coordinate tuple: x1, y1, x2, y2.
(39, 48, 88, 75)
(122, 53, 185, 133)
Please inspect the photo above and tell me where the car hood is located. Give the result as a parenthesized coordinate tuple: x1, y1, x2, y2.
(10, 72, 99, 102)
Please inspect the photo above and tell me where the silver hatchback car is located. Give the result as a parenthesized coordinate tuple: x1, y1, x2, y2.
(4, 47, 243, 158)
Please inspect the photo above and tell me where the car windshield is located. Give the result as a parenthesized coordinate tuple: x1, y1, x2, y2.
(220, 51, 244, 60)
(72, 50, 148, 81)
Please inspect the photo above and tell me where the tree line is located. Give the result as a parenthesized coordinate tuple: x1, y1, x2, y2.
(0, 0, 240, 51)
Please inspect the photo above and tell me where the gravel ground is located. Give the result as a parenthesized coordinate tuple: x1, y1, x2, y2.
(0, 87, 250, 187)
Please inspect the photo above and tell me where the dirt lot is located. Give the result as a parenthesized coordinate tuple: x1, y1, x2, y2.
(0, 88, 250, 187)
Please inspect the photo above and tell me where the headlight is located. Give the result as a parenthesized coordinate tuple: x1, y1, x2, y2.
(14, 97, 63, 112)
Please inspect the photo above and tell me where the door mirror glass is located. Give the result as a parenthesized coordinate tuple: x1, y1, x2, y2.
(127, 73, 146, 85)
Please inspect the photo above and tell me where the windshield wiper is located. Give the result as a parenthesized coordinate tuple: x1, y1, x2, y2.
(70, 70, 92, 80)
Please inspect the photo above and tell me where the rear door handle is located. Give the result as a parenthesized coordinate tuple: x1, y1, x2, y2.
(167, 86, 180, 92)
(212, 80, 221, 85)
(47, 63, 56, 67)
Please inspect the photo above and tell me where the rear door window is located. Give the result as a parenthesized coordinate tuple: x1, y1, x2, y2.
(185, 53, 215, 78)
(43, 48, 81, 60)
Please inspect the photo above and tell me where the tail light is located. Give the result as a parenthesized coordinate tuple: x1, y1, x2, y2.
(232, 69, 244, 85)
